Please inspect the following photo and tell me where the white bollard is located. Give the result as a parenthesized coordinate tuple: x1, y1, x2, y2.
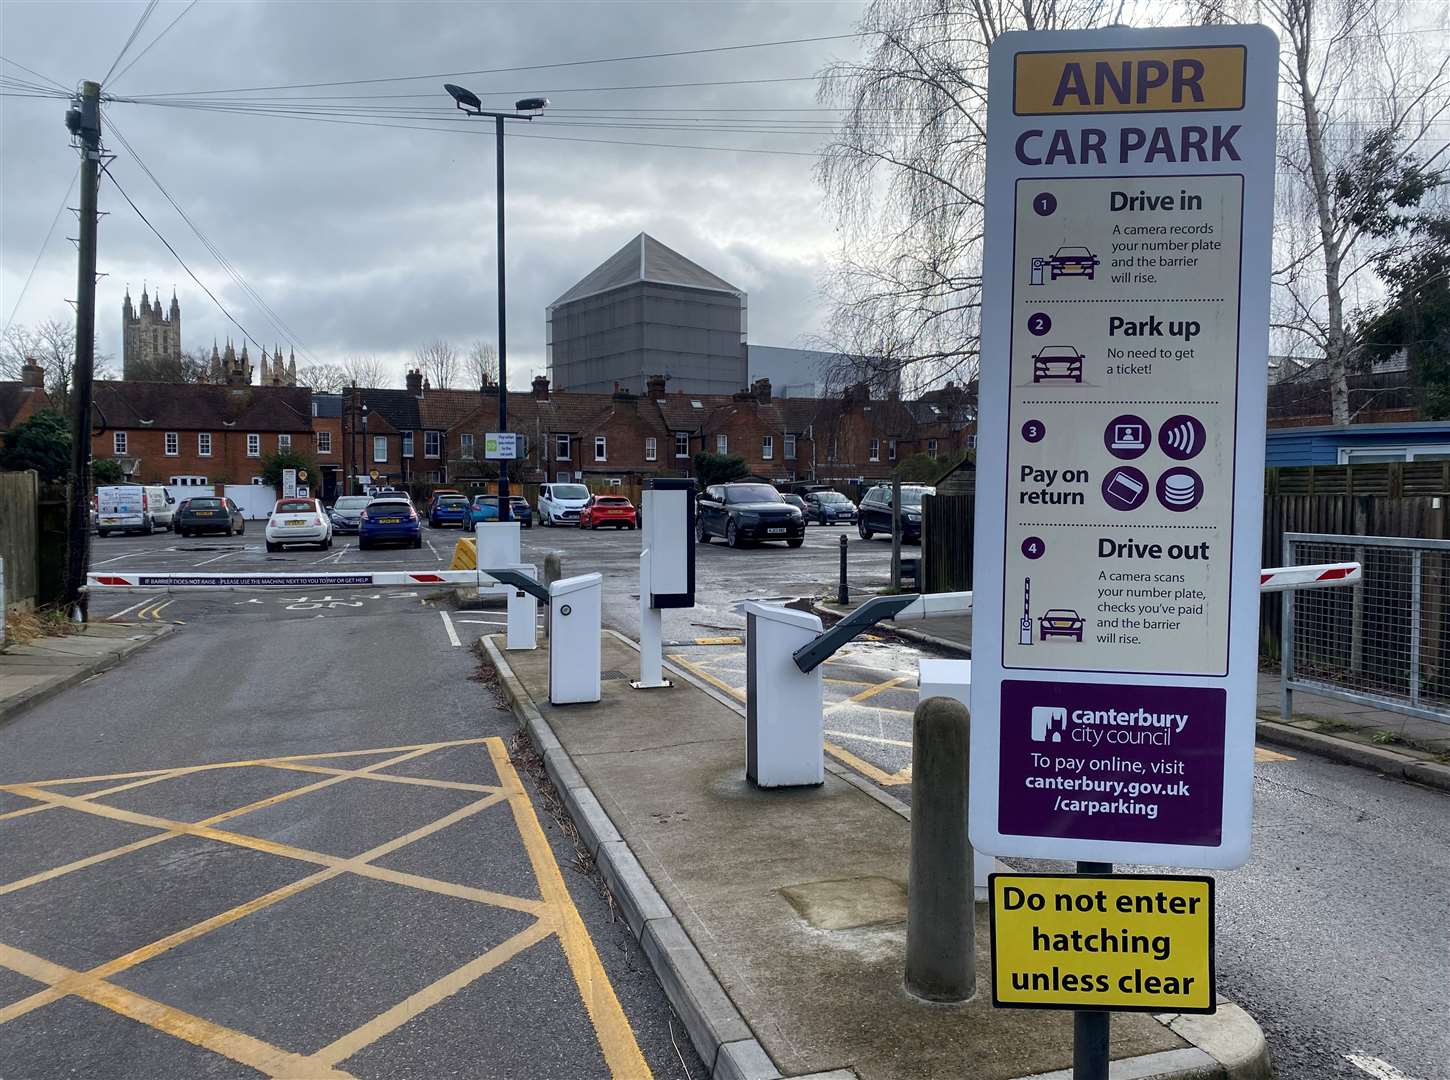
(918, 658, 1000, 901)
(745, 602, 824, 787)
(549, 573, 602, 705)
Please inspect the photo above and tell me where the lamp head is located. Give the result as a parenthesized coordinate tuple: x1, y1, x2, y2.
(514, 97, 549, 113)
(444, 83, 482, 113)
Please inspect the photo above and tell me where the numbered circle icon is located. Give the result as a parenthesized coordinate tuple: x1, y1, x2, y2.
(1027, 312, 1053, 337)
(1021, 418, 1046, 443)
(1032, 192, 1057, 217)
(1158, 414, 1207, 461)
(1156, 468, 1204, 512)
(1101, 466, 1150, 512)
(1021, 536, 1046, 560)
(1103, 414, 1150, 460)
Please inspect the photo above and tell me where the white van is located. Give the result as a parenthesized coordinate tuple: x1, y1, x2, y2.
(537, 482, 590, 526)
(96, 484, 176, 536)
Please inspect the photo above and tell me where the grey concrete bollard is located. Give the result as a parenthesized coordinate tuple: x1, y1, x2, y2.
(543, 553, 562, 638)
(905, 694, 975, 1003)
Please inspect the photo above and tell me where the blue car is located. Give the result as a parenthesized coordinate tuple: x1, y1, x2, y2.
(469, 495, 533, 528)
(358, 496, 422, 550)
(428, 494, 471, 528)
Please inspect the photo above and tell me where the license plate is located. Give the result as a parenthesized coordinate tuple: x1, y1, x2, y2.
(194, 510, 215, 516)
(102, 516, 121, 524)
(286, 519, 307, 526)
(379, 517, 401, 524)
(768, 527, 786, 534)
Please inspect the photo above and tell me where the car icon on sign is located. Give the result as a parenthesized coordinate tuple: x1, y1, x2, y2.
(1032, 345, 1085, 383)
(1049, 245, 1099, 280)
(1039, 609, 1085, 642)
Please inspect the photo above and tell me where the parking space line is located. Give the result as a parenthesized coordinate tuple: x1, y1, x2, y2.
(192, 550, 243, 567)
(488, 740, 653, 1080)
(103, 596, 158, 621)
(826, 730, 913, 749)
(439, 609, 462, 647)
(667, 654, 745, 702)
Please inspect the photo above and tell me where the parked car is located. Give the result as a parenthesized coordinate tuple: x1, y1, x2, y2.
(327, 495, 372, 534)
(579, 495, 638, 530)
(96, 484, 176, 536)
(468, 495, 534, 527)
(803, 490, 858, 525)
(696, 483, 804, 548)
(1039, 609, 1085, 642)
(857, 484, 934, 542)
(358, 495, 422, 549)
(1049, 245, 1099, 280)
(538, 482, 591, 526)
(175, 496, 245, 537)
(428, 494, 472, 528)
(265, 497, 333, 552)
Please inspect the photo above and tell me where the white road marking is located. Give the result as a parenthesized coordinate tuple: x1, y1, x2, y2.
(91, 551, 153, 566)
(440, 609, 462, 647)
(427, 539, 440, 561)
(457, 617, 508, 625)
(1345, 1055, 1421, 1080)
(825, 730, 913, 748)
(192, 549, 243, 567)
(105, 596, 158, 621)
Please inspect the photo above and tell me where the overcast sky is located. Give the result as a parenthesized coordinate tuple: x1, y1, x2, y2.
(1, 0, 863, 387)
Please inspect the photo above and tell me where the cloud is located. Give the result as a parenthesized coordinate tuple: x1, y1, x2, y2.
(1, 0, 860, 387)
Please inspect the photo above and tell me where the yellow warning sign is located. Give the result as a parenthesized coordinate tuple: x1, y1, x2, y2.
(1014, 46, 1245, 115)
(989, 873, 1214, 1013)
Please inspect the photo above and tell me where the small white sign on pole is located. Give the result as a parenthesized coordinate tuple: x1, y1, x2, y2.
(282, 469, 298, 498)
(969, 25, 1279, 870)
(484, 433, 518, 460)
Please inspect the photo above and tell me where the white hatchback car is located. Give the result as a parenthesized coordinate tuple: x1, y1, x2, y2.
(265, 497, 333, 552)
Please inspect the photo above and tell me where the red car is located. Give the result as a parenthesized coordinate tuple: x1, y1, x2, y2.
(578, 494, 638, 530)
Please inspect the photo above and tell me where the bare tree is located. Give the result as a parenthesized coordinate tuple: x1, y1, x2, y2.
(338, 353, 389, 389)
(1, 317, 113, 413)
(1257, 0, 1450, 423)
(415, 338, 459, 390)
(815, 0, 1132, 395)
(125, 348, 210, 384)
(465, 339, 498, 389)
(297, 362, 347, 392)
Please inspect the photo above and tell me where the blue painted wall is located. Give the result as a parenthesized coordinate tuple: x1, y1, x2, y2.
(1265, 423, 1450, 467)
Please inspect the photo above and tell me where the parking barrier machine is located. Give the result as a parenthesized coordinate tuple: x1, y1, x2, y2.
(475, 521, 522, 598)
(634, 478, 695, 690)
(746, 602, 825, 788)
(549, 572, 603, 705)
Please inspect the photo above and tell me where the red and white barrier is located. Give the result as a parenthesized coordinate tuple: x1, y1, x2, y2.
(1257, 562, 1361, 593)
(87, 570, 482, 591)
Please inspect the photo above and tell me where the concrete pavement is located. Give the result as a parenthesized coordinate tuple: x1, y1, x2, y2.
(0, 622, 173, 727)
(490, 630, 1270, 1080)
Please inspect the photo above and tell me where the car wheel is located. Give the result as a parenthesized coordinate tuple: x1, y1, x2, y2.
(859, 521, 872, 540)
(695, 517, 710, 544)
(97, 529, 109, 537)
(787, 538, 804, 548)
(628, 522, 636, 530)
(266, 541, 280, 553)
(412, 536, 423, 549)
(726, 519, 740, 548)
(238, 522, 245, 535)
(225, 524, 234, 537)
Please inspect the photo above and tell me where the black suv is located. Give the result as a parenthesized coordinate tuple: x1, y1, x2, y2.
(857, 484, 933, 542)
(696, 483, 805, 548)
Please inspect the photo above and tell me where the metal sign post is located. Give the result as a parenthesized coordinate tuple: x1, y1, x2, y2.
(969, 25, 1278, 1078)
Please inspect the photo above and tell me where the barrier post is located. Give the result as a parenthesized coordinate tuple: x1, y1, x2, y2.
(549, 573, 602, 705)
(905, 695, 975, 1003)
(0, 556, 5, 647)
(745, 602, 823, 787)
(504, 562, 538, 651)
(1073, 861, 1113, 1080)
(837, 533, 849, 605)
(632, 549, 671, 689)
(543, 553, 562, 639)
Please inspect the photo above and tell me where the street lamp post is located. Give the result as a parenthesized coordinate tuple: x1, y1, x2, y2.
(445, 84, 547, 523)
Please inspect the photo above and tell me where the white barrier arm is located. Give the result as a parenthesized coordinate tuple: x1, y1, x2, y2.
(87, 566, 547, 595)
(893, 591, 973, 623)
(1258, 562, 1361, 592)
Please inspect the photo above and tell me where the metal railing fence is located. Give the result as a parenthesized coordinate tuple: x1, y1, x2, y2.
(1281, 532, 1450, 725)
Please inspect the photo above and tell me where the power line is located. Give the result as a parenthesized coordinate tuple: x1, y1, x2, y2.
(108, 0, 199, 91)
(128, 33, 860, 98)
(103, 116, 318, 363)
(102, 164, 271, 356)
(0, 54, 67, 91)
(102, 1, 159, 86)
(1, 162, 79, 340)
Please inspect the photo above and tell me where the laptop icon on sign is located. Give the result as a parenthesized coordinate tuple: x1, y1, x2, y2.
(1110, 423, 1145, 451)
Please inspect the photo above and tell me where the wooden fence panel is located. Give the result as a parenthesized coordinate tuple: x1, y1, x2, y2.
(922, 493, 974, 593)
(0, 470, 39, 611)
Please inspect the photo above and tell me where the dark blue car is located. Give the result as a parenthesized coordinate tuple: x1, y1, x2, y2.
(428, 494, 470, 528)
(358, 496, 422, 550)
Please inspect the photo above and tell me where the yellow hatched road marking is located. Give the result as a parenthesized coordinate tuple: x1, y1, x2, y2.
(824, 740, 912, 786)
(488, 740, 653, 1080)
(1255, 746, 1294, 763)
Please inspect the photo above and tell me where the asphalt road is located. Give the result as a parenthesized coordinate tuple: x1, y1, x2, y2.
(17, 524, 1447, 1079)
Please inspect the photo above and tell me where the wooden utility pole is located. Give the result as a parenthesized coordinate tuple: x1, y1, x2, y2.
(64, 81, 102, 619)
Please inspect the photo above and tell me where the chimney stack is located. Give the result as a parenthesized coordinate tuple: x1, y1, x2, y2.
(406, 368, 423, 395)
(532, 374, 550, 399)
(753, 377, 772, 403)
(20, 357, 44, 388)
(646, 374, 667, 397)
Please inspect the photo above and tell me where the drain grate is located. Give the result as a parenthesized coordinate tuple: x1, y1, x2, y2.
(601, 670, 629, 682)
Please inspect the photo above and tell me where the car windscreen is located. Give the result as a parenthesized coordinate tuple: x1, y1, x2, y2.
(187, 498, 225, 509)
(438, 496, 469, 505)
(368, 500, 410, 511)
(725, 485, 783, 504)
(552, 485, 589, 500)
(334, 497, 370, 510)
(275, 500, 314, 513)
(817, 491, 850, 504)
(598, 497, 631, 505)
(900, 488, 933, 507)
